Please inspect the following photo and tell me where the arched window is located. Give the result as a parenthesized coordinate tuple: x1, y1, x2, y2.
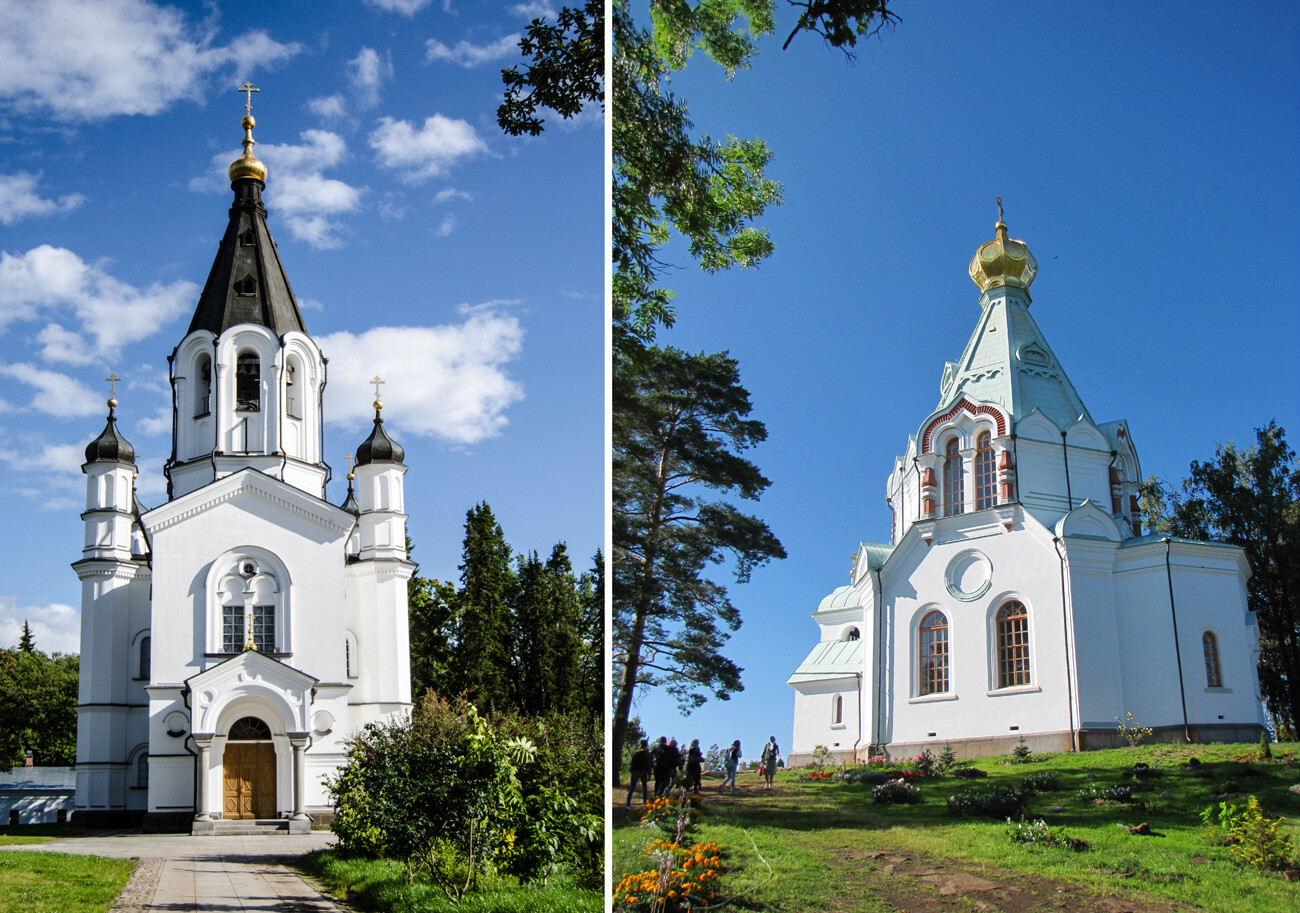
(194, 354, 212, 417)
(832, 694, 843, 725)
(975, 431, 996, 510)
(285, 359, 302, 419)
(1203, 631, 1222, 687)
(139, 636, 151, 681)
(919, 610, 949, 695)
(996, 601, 1031, 688)
(235, 352, 260, 412)
(136, 752, 149, 788)
(216, 557, 283, 655)
(842, 626, 860, 642)
(228, 717, 272, 740)
(345, 632, 359, 678)
(943, 438, 964, 516)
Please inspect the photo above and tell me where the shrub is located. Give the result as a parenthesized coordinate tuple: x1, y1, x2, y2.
(947, 787, 1027, 819)
(1129, 762, 1161, 780)
(873, 778, 922, 804)
(1225, 796, 1296, 871)
(914, 748, 939, 778)
(1115, 712, 1153, 748)
(832, 767, 889, 786)
(810, 744, 835, 771)
(1075, 783, 1133, 803)
(950, 766, 988, 780)
(1005, 817, 1086, 850)
(938, 741, 958, 772)
(1010, 737, 1034, 763)
(1019, 771, 1059, 794)
(1258, 732, 1272, 761)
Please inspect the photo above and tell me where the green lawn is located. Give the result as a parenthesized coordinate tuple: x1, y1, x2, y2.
(0, 824, 89, 846)
(0, 851, 135, 913)
(614, 742, 1300, 912)
(298, 848, 603, 913)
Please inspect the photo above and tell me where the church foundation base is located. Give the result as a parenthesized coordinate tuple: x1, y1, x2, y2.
(71, 809, 146, 830)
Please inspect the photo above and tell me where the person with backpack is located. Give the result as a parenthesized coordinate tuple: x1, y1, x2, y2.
(626, 738, 652, 807)
(721, 739, 741, 794)
(684, 739, 703, 792)
(652, 736, 674, 797)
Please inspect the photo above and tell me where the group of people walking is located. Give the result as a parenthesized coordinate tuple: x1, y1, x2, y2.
(625, 735, 781, 806)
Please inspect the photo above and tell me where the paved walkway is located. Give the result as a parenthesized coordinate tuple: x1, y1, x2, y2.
(3, 832, 341, 912)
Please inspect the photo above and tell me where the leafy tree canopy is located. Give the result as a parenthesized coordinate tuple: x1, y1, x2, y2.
(612, 345, 785, 778)
(0, 645, 78, 769)
(498, 0, 605, 137)
(1140, 421, 1300, 738)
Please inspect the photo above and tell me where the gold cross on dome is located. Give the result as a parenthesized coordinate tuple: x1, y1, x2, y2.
(237, 82, 260, 115)
(345, 451, 356, 472)
(996, 196, 1004, 221)
(370, 375, 385, 402)
(105, 372, 121, 397)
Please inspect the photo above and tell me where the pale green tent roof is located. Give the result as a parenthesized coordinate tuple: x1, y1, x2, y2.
(787, 639, 863, 683)
(931, 284, 1092, 430)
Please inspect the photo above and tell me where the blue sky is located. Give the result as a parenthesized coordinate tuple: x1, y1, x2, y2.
(627, 1, 1300, 763)
(0, 0, 603, 653)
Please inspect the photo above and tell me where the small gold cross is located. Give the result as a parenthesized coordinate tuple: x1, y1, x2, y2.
(996, 196, 1004, 221)
(345, 451, 356, 472)
(237, 82, 260, 115)
(105, 372, 121, 397)
(370, 375, 385, 400)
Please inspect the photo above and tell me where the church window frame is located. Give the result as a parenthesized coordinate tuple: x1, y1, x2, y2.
(995, 601, 1032, 689)
(943, 437, 965, 517)
(139, 635, 151, 681)
(1203, 630, 1223, 688)
(137, 752, 149, 789)
(285, 356, 303, 420)
(235, 351, 261, 413)
(918, 610, 950, 696)
(345, 631, 359, 678)
(831, 694, 844, 727)
(974, 430, 996, 510)
(194, 353, 212, 417)
(207, 549, 291, 657)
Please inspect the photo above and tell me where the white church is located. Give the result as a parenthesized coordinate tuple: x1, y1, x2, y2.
(73, 104, 413, 831)
(788, 208, 1267, 764)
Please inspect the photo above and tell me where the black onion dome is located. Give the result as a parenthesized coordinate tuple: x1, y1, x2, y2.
(355, 412, 404, 465)
(341, 479, 361, 515)
(85, 407, 136, 465)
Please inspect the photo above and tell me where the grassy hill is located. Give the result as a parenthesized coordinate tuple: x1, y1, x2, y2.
(612, 742, 1300, 912)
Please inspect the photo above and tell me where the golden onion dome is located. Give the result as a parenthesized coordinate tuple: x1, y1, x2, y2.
(228, 113, 268, 184)
(969, 200, 1036, 292)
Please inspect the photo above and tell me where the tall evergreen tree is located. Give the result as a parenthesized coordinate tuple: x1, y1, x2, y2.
(577, 550, 605, 721)
(18, 621, 35, 653)
(544, 543, 585, 715)
(452, 502, 516, 713)
(408, 575, 459, 702)
(512, 550, 553, 715)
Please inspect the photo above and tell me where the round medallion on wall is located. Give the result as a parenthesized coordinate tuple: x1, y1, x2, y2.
(313, 710, 335, 735)
(165, 711, 189, 737)
(945, 549, 993, 602)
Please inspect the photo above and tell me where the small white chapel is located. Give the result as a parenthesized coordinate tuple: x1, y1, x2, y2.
(72, 97, 414, 831)
(787, 206, 1267, 764)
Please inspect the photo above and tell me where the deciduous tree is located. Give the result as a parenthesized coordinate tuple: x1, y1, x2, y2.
(498, 0, 604, 137)
(1140, 421, 1300, 738)
(612, 345, 785, 780)
(0, 646, 78, 769)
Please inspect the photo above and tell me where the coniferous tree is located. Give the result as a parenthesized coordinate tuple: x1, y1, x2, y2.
(18, 621, 35, 653)
(511, 551, 553, 715)
(576, 550, 605, 720)
(543, 543, 585, 715)
(408, 573, 459, 702)
(452, 502, 516, 713)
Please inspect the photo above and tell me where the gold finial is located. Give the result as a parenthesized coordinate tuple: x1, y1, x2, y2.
(228, 83, 268, 183)
(996, 196, 1004, 222)
(370, 376, 385, 412)
(105, 372, 121, 410)
(238, 81, 260, 116)
(346, 451, 356, 481)
(244, 623, 256, 652)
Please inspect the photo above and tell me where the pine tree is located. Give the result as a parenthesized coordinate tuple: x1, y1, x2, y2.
(18, 621, 35, 654)
(543, 543, 584, 715)
(452, 502, 516, 713)
(511, 551, 552, 715)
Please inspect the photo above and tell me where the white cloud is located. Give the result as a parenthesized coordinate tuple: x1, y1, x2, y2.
(512, 2, 557, 19)
(0, 246, 196, 364)
(0, 0, 300, 122)
(435, 215, 457, 236)
(363, 0, 433, 14)
(317, 303, 525, 445)
(369, 115, 487, 183)
(432, 187, 473, 204)
(0, 172, 85, 225)
(424, 34, 521, 67)
(137, 406, 171, 437)
(0, 596, 80, 655)
(0, 363, 103, 418)
(348, 47, 392, 109)
(195, 130, 362, 249)
(307, 94, 347, 120)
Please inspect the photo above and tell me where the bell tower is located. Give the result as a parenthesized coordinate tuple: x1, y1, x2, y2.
(165, 86, 328, 500)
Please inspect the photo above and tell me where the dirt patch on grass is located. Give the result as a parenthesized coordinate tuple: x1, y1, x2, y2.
(824, 843, 1194, 913)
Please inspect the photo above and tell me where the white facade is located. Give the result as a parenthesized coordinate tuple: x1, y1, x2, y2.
(73, 121, 413, 830)
(788, 218, 1266, 764)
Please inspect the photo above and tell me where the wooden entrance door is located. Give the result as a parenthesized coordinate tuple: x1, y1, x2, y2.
(223, 743, 276, 819)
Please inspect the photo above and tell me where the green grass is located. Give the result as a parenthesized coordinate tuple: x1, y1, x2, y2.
(0, 851, 135, 913)
(0, 824, 90, 846)
(614, 742, 1300, 912)
(298, 848, 603, 913)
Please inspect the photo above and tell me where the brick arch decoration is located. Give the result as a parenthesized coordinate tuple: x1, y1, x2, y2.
(921, 399, 1008, 454)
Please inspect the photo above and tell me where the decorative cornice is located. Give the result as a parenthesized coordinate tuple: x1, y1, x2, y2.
(921, 398, 1008, 454)
(71, 560, 152, 581)
(144, 469, 352, 536)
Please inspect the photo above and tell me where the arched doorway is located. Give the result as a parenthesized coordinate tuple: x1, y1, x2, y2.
(222, 716, 276, 819)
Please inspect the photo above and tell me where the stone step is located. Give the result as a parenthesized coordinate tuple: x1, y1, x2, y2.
(211, 819, 291, 836)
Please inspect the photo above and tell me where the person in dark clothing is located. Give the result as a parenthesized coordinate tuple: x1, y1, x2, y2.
(684, 739, 703, 792)
(652, 736, 673, 797)
(626, 739, 652, 807)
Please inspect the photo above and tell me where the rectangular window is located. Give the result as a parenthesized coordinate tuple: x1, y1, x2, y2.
(222, 605, 244, 653)
(252, 605, 275, 653)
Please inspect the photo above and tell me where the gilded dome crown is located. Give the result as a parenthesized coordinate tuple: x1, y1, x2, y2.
(228, 113, 268, 184)
(969, 200, 1036, 292)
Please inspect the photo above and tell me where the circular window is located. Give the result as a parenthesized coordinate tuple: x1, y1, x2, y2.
(945, 550, 993, 602)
